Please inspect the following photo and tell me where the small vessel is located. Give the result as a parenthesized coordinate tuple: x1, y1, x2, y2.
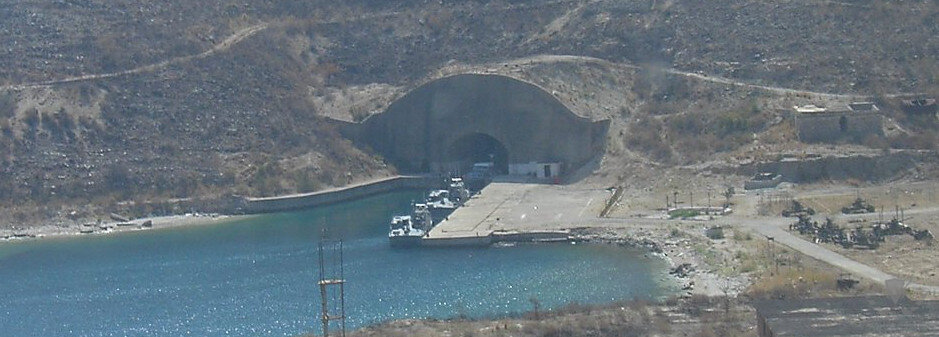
(426, 177, 472, 221)
(388, 203, 433, 247)
(426, 189, 457, 221)
(447, 177, 471, 204)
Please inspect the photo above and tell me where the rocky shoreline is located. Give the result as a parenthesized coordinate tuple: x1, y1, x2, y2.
(1, 208, 748, 299)
(0, 213, 246, 243)
(569, 227, 749, 298)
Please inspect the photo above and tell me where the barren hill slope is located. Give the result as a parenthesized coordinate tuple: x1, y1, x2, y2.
(0, 0, 936, 226)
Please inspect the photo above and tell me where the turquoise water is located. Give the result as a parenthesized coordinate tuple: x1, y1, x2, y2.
(0, 190, 674, 336)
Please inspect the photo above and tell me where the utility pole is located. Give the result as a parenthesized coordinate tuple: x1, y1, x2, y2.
(707, 189, 712, 214)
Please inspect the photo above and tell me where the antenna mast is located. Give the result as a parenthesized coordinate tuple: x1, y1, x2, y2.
(317, 229, 346, 337)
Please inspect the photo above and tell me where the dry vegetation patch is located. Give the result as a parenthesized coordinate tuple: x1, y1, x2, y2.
(329, 297, 755, 337)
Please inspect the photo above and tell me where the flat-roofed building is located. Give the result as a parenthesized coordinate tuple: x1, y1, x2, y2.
(794, 103, 883, 143)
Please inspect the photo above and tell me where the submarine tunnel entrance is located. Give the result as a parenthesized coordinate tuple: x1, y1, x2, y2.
(446, 133, 509, 175)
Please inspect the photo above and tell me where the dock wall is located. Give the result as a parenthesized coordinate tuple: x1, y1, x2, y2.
(242, 176, 437, 214)
(420, 230, 572, 247)
(491, 230, 570, 243)
(421, 235, 493, 247)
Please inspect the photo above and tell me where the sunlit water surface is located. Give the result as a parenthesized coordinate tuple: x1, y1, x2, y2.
(0, 190, 675, 336)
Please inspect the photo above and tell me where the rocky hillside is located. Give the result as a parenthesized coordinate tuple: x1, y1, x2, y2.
(0, 0, 936, 224)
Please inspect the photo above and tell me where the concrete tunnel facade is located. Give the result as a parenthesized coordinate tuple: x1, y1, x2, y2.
(357, 74, 609, 177)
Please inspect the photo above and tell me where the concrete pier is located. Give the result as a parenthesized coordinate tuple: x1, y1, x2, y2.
(423, 182, 608, 247)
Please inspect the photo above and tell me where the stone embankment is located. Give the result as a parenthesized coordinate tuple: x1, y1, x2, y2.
(240, 175, 437, 214)
(721, 150, 934, 183)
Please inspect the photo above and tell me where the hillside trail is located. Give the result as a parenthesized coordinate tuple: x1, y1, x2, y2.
(0, 23, 270, 92)
(0, 0, 574, 92)
(0, 0, 919, 101)
(495, 54, 918, 100)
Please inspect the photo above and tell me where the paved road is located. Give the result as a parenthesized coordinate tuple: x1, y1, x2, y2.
(744, 219, 939, 295)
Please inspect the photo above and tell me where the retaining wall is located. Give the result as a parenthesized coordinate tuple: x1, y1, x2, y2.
(795, 112, 883, 143)
(737, 151, 929, 183)
(241, 176, 437, 214)
(421, 235, 493, 247)
(491, 230, 570, 243)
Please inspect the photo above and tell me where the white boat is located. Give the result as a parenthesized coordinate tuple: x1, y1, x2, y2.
(388, 203, 433, 247)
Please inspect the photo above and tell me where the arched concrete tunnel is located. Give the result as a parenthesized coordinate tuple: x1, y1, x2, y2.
(355, 74, 609, 178)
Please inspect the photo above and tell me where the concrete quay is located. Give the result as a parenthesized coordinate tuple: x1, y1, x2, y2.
(242, 175, 435, 214)
(422, 182, 609, 247)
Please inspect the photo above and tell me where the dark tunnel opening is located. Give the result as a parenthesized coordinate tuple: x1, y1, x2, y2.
(446, 133, 509, 174)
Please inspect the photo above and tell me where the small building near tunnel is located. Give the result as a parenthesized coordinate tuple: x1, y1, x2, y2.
(353, 74, 609, 179)
(509, 162, 561, 179)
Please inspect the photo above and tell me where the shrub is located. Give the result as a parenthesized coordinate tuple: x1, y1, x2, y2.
(23, 108, 39, 128)
(625, 116, 674, 162)
(705, 227, 724, 239)
(0, 93, 15, 119)
(669, 209, 700, 219)
(669, 228, 683, 237)
(748, 269, 838, 300)
(732, 230, 751, 241)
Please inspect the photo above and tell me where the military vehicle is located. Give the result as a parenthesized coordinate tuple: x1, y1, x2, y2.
(782, 200, 816, 217)
(841, 197, 875, 214)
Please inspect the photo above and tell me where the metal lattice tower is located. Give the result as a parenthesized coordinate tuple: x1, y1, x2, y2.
(317, 230, 346, 337)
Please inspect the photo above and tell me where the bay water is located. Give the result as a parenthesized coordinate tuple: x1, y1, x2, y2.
(0, 190, 674, 336)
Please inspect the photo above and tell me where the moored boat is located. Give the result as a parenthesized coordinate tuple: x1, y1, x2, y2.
(388, 203, 434, 247)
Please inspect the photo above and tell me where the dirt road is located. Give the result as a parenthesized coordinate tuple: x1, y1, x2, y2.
(0, 23, 270, 92)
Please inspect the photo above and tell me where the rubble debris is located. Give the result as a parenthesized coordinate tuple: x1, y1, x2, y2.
(670, 263, 695, 278)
